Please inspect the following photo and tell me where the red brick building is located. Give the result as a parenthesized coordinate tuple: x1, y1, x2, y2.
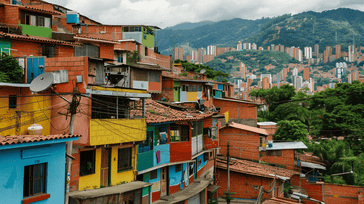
(219, 122, 268, 161)
(303, 67, 310, 81)
(216, 156, 299, 201)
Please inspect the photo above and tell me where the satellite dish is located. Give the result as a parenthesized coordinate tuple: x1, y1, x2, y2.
(200, 69, 206, 74)
(30, 72, 54, 93)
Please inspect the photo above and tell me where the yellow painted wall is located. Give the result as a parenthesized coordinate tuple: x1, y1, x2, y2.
(89, 119, 146, 146)
(187, 92, 198, 101)
(0, 88, 51, 136)
(110, 145, 137, 185)
(78, 148, 102, 191)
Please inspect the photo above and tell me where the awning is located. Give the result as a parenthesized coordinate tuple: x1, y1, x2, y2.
(69, 181, 152, 200)
(207, 184, 220, 193)
(301, 161, 326, 170)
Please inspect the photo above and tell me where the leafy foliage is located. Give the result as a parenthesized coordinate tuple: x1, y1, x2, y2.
(273, 120, 309, 142)
(178, 60, 229, 80)
(0, 52, 23, 83)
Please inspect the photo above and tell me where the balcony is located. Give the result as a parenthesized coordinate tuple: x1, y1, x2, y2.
(137, 144, 170, 171)
(89, 118, 146, 146)
(20, 24, 52, 38)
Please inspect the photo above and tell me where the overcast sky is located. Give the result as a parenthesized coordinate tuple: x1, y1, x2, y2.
(46, 0, 364, 29)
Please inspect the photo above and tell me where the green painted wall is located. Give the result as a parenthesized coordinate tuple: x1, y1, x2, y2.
(142, 27, 155, 48)
(20, 24, 52, 38)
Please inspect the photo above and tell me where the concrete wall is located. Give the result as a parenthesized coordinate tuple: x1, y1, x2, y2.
(0, 142, 67, 204)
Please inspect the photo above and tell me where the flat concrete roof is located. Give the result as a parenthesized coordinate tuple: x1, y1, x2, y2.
(266, 141, 307, 151)
(153, 177, 213, 204)
(69, 181, 152, 200)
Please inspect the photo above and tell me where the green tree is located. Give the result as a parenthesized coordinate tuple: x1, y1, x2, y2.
(273, 120, 309, 142)
(0, 53, 23, 83)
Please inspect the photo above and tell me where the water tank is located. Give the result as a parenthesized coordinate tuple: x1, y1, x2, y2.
(67, 11, 79, 24)
(28, 124, 43, 135)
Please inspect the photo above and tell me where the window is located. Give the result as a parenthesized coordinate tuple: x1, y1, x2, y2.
(191, 120, 203, 137)
(175, 164, 181, 172)
(24, 163, 47, 197)
(266, 150, 282, 156)
(91, 95, 131, 119)
(9, 95, 17, 109)
(170, 125, 189, 142)
(37, 16, 45, 27)
(181, 85, 186, 91)
(198, 85, 202, 91)
(118, 147, 132, 171)
(80, 150, 95, 176)
(189, 162, 194, 176)
(150, 170, 157, 180)
(259, 136, 266, 147)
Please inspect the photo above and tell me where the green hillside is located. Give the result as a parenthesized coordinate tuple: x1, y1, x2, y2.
(156, 18, 272, 56)
(245, 8, 364, 52)
(206, 50, 297, 75)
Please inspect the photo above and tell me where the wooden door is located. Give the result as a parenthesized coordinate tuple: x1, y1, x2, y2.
(100, 148, 110, 187)
(160, 167, 167, 196)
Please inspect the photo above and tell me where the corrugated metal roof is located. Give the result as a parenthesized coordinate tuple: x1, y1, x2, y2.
(0, 83, 30, 88)
(266, 141, 307, 150)
(226, 122, 268, 135)
(301, 161, 326, 170)
(257, 122, 277, 126)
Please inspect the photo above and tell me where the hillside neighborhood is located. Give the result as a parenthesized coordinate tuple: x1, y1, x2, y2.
(1, 0, 364, 204)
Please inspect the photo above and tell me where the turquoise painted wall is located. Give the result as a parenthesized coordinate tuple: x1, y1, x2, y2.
(169, 163, 189, 189)
(0, 39, 11, 54)
(217, 84, 224, 90)
(197, 154, 207, 171)
(0, 142, 69, 204)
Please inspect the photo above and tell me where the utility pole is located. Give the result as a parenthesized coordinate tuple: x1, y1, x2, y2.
(227, 141, 230, 204)
(65, 88, 80, 204)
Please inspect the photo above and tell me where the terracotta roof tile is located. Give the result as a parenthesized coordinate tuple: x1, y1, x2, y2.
(225, 122, 268, 135)
(75, 35, 119, 43)
(263, 197, 300, 204)
(162, 71, 192, 80)
(217, 156, 299, 179)
(296, 151, 325, 165)
(0, 32, 81, 46)
(131, 99, 213, 124)
(0, 134, 79, 146)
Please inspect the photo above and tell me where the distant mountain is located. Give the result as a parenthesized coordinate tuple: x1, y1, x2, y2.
(164, 21, 215, 30)
(245, 8, 364, 52)
(156, 18, 272, 56)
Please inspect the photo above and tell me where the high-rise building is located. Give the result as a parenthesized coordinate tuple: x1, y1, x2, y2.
(348, 72, 352, 83)
(243, 43, 251, 50)
(335, 44, 341, 59)
(304, 47, 312, 59)
(252, 43, 257, 50)
(191, 50, 198, 62)
(262, 77, 270, 89)
(314, 44, 319, 58)
(260, 74, 272, 83)
(207, 45, 216, 56)
(348, 45, 355, 62)
(197, 48, 206, 64)
(279, 44, 285, 52)
(174, 47, 183, 60)
(240, 62, 246, 80)
(303, 67, 310, 81)
(309, 78, 314, 92)
(324, 46, 332, 63)
(237, 41, 242, 51)
(293, 76, 303, 89)
(292, 67, 298, 76)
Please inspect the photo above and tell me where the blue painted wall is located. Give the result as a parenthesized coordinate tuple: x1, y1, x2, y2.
(0, 143, 67, 204)
(217, 84, 224, 90)
(169, 163, 189, 189)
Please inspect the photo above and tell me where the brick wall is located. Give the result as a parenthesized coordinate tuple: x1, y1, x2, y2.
(4, 5, 20, 25)
(213, 99, 257, 126)
(203, 117, 219, 149)
(216, 169, 283, 200)
(290, 175, 364, 204)
(260, 149, 295, 170)
(152, 77, 174, 101)
(11, 40, 42, 57)
(257, 125, 277, 141)
(219, 127, 260, 161)
(45, 56, 88, 93)
(100, 43, 114, 60)
(57, 45, 75, 58)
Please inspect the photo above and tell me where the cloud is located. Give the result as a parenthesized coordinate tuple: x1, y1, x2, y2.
(45, 0, 364, 28)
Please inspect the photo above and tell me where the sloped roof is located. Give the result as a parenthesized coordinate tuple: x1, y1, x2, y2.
(266, 141, 307, 150)
(131, 99, 213, 124)
(257, 122, 278, 126)
(74, 35, 119, 44)
(0, 134, 79, 146)
(297, 151, 325, 165)
(263, 197, 300, 204)
(217, 156, 299, 179)
(223, 122, 268, 135)
(0, 32, 81, 46)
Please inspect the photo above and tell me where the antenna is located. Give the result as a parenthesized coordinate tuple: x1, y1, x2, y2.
(200, 69, 206, 74)
(30, 72, 54, 93)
